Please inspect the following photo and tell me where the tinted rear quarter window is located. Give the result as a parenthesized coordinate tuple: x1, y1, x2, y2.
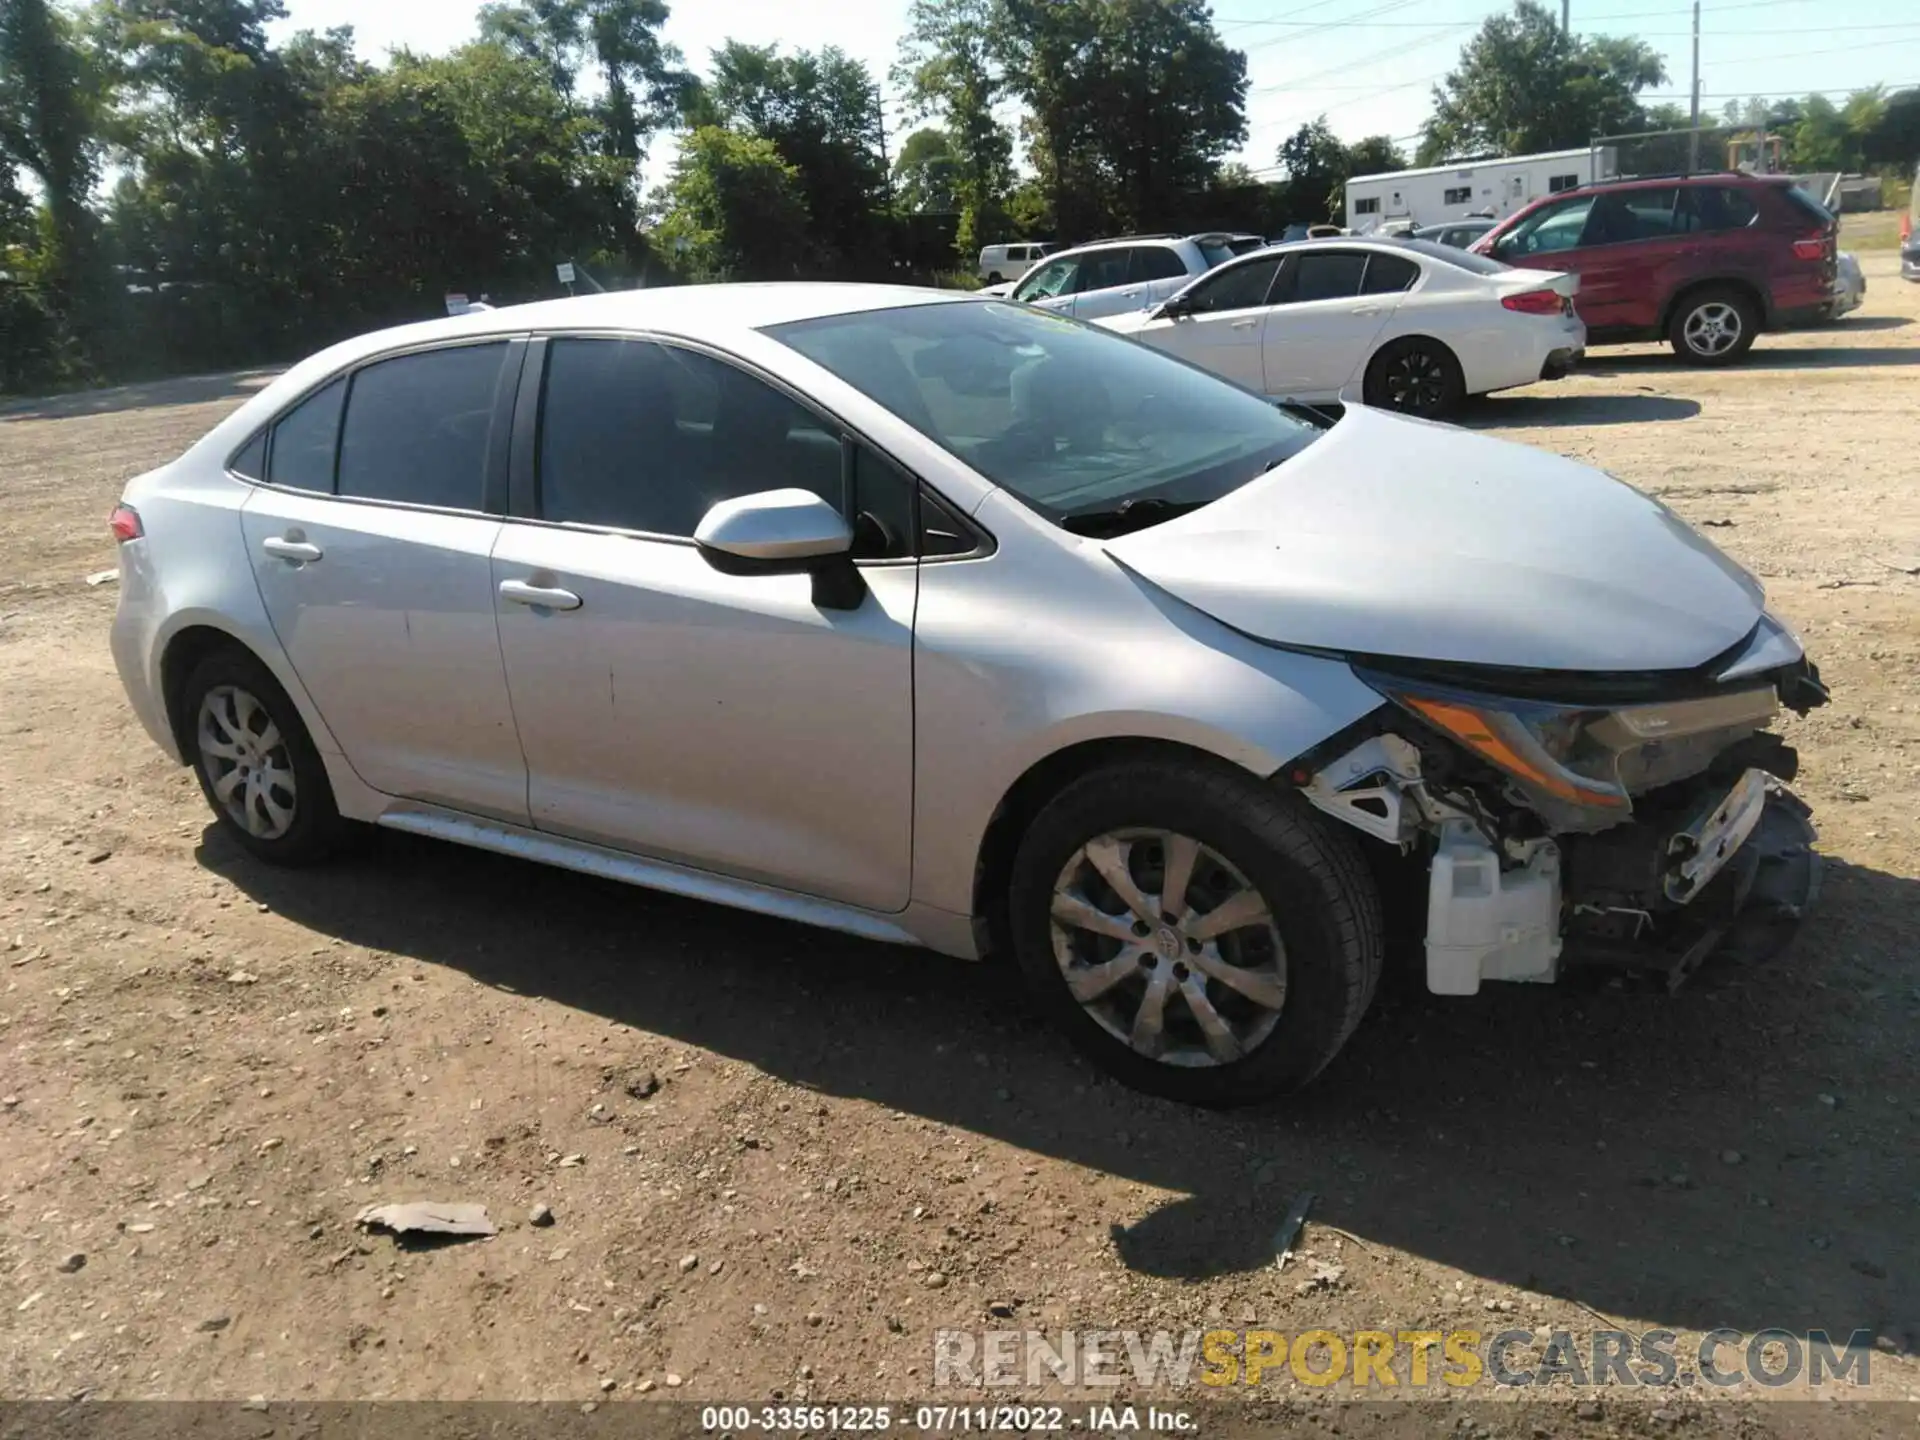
(1362, 254, 1420, 293)
(266, 377, 345, 492)
(230, 429, 267, 481)
(1781, 185, 1835, 228)
(337, 345, 505, 509)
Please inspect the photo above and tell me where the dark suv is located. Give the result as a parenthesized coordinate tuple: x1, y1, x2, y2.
(1471, 172, 1837, 364)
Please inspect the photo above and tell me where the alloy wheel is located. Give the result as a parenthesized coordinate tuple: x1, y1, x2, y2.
(1683, 301, 1743, 357)
(1385, 349, 1447, 414)
(1049, 829, 1287, 1068)
(196, 684, 298, 840)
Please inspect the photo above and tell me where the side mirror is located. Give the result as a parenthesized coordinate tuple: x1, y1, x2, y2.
(694, 489, 865, 610)
(1155, 294, 1193, 321)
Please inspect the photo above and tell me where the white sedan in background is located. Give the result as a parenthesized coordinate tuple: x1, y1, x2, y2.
(1099, 238, 1586, 419)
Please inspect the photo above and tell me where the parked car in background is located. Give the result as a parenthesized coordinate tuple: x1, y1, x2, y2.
(109, 282, 1826, 1105)
(1831, 251, 1864, 317)
(1471, 171, 1836, 364)
(1099, 238, 1583, 419)
(1903, 166, 1919, 281)
(1007, 233, 1249, 321)
(977, 241, 1056, 284)
(1415, 219, 1496, 249)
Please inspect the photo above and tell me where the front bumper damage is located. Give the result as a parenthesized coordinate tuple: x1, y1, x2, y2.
(1296, 632, 1826, 995)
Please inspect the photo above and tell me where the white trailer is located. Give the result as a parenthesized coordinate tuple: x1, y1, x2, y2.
(1344, 146, 1619, 233)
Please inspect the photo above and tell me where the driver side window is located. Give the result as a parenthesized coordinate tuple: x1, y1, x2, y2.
(1500, 195, 1598, 257)
(1014, 256, 1080, 302)
(1185, 255, 1283, 314)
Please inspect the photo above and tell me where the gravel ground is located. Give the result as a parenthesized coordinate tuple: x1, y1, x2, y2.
(2, 255, 1916, 1430)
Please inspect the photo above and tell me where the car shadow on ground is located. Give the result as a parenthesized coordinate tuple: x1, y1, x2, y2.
(0, 369, 279, 422)
(1581, 346, 1920, 375)
(1459, 393, 1702, 428)
(201, 829, 1918, 1349)
(1827, 315, 1911, 332)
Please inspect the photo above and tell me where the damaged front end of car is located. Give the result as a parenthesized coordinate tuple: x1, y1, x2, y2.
(1291, 614, 1829, 994)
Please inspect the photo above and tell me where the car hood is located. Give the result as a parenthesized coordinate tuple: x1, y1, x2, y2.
(1103, 406, 1765, 673)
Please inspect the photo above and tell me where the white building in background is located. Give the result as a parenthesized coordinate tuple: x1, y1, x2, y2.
(1344, 146, 1620, 232)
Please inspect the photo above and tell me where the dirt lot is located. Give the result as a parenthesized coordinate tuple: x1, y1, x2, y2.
(3, 253, 1917, 1427)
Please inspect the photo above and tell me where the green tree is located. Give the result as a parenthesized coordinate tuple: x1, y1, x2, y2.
(1345, 134, 1406, 178)
(997, 0, 1247, 237)
(1, 0, 106, 310)
(478, 0, 693, 172)
(1787, 93, 1850, 171)
(653, 124, 809, 280)
(893, 126, 958, 213)
(1277, 118, 1348, 221)
(706, 41, 888, 274)
(1419, 0, 1665, 163)
(894, 0, 1010, 254)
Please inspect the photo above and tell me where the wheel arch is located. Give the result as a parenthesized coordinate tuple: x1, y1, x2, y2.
(969, 736, 1279, 961)
(155, 616, 341, 766)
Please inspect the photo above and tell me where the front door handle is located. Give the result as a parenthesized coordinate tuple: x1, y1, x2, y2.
(261, 536, 323, 563)
(500, 578, 582, 611)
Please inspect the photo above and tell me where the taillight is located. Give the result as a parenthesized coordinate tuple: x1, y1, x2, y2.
(1903, 214, 1914, 244)
(109, 504, 143, 543)
(1501, 289, 1564, 315)
(1791, 234, 1827, 262)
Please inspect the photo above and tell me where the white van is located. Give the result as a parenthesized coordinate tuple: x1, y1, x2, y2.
(977, 242, 1056, 284)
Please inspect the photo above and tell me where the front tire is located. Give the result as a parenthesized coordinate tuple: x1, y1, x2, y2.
(1668, 286, 1757, 364)
(1363, 337, 1466, 419)
(179, 647, 350, 865)
(1008, 760, 1385, 1107)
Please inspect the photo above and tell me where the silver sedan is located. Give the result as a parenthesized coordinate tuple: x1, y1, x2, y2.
(110, 284, 1826, 1105)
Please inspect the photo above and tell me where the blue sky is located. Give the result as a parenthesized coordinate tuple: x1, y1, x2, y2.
(271, 0, 1920, 182)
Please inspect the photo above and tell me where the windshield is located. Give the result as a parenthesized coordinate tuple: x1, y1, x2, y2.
(766, 300, 1321, 527)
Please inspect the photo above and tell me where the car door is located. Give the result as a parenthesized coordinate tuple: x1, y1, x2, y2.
(1561, 187, 1689, 331)
(1063, 247, 1139, 319)
(489, 336, 918, 912)
(1141, 253, 1284, 392)
(238, 339, 531, 823)
(1259, 249, 1396, 400)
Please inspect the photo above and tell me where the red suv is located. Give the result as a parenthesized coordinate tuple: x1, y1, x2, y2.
(1471, 172, 1837, 364)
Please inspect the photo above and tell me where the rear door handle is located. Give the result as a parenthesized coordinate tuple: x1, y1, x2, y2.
(1230, 318, 1260, 330)
(500, 578, 582, 611)
(261, 536, 323, 563)
(1351, 305, 1384, 318)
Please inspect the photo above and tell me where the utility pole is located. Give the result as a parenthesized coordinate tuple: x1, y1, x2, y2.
(1687, 0, 1701, 173)
(1562, 0, 1570, 31)
(874, 84, 894, 207)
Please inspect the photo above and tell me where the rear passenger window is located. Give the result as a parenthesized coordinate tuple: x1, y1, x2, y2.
(1131, 247, 1190, 283)
(538, 338, 842, 538)
(1281, 252, 1369, 304)
(265, 378, 345, 492)
(337, 345, 505, 509)
(1362, 254, 1420, 293)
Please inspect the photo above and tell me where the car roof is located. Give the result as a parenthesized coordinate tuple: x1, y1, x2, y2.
(1537, 170, 1791, 203)
(296, 283, 973, 370)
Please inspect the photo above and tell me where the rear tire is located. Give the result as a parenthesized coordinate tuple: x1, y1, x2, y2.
(1363, 337, 1466, 419)
(1008, 759, 1385, 1107)
(985, 271, 1003, 283)
(179, 647, 351, 866)
(1668, 286, 1758, 364)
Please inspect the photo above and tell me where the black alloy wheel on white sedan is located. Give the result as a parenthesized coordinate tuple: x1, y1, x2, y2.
(1363, 336, 1466, 420)
(1008, 758, 1384, 1106)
